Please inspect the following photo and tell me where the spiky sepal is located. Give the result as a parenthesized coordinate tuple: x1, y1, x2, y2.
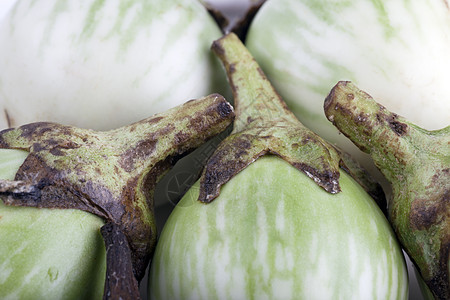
(198, 33, 384, 207)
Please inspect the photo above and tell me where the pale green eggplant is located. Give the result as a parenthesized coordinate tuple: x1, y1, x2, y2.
(0, 0, 227, 130)
(148, 33, 408, 300)
(324, 81, 449, 300)
(245, 0, 450, 180)
(0, 149, 106, 300)
(0, 95, 234, 299)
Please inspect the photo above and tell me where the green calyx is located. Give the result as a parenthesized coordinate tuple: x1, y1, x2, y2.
(0, 95, 234, 286)
(324, 81, 450, 300)
(198, 33, 384, 208)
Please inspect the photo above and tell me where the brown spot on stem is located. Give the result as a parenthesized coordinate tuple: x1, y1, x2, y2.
(324, 87, 336, 113)
(228, 63, 236, 74)
(408, 166, 450, 299)
(119, 174, 151, 280)
(217, 98, 234, 118)
(257, 67, 265, 78)
(174, 131, 190, 145)
(211, 39, 226, 57)
(198, 133, 267, 203)
(376, 112, 383, 124)
(418, 221, 450, 300)
(49, 148, 65, 156)
(354, 112, 368, 124)
(410, 169, 449, 231)
(19, 122, 54, 139)
(31, 142, 45, 153)
(292, 161, 341, 194)
(199, 156, 251, 203)
(0, 128, 14, 148)
(347, 93, 355, 100)
(147, 116, 164, 124)
(120, 139, 157, 173)
(410, 194, 447, 231)
(301, 135, 312, 145)
(388, 117, 408, 136)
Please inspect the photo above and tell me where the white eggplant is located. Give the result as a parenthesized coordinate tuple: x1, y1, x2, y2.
(0, 96, 234, 299)
(245, 0, 450, 177)
(0, 0, 226, 130)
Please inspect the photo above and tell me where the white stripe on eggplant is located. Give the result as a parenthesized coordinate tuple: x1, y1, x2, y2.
(245, 0, 450, 189)
(0, 0, 226, 130)
(149, 156, 408, 299)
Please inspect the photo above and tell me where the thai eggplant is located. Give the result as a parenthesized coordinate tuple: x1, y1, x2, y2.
(324, 81, 449, 300)
(245, 0, 450, 183)
(148, 33, 408, 300)
(0, 0, 227, 130)
(0, 95, 234, 299)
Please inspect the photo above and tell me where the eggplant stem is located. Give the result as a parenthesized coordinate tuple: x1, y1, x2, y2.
(199, 34, 384, 204)
(0, 95, 234, 287)
(101, 222, 141, 300)
(324, 81, 450, 300)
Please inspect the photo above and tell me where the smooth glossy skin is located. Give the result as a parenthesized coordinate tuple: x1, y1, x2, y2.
(0, 149, 106, 300)
(149, 156, 409, 300)
(0, 0, 227, 130)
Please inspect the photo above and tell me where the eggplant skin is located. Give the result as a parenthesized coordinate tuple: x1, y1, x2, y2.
(0, 202, 106, 300)
(245, 0, 450, 182)
(149, 155, 409, 300)
(0, 0, 227, 131)
(0, 149, 106, 300)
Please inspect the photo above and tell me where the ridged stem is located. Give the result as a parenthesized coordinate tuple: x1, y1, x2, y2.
(211, 32, 297, 132)
(198, 34, 385, 210)
(324, 81, 450, 300)
(0, 94, 234, 294)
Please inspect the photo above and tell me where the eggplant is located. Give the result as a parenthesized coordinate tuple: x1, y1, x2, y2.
(148, 33, 408, 300)
(324, 81, 450, 300)
(0, 95, 234, 299)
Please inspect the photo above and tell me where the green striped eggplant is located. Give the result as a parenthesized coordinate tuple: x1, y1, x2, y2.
(0, 149, 107, 300)
(0, 0, 227, 130)
(0, 95, 234, 299)
(148, 33, 408, 300)
(150, 157, 409, 300)
(324, 81, 449, 300)
(245, 0, 450, 178)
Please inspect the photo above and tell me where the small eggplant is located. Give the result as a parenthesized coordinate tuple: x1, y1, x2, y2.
(324, 81, 449, 300)
(0, 0, 228, 130)
(0, 95, 234, 299)
(148, 33, 408, 300)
